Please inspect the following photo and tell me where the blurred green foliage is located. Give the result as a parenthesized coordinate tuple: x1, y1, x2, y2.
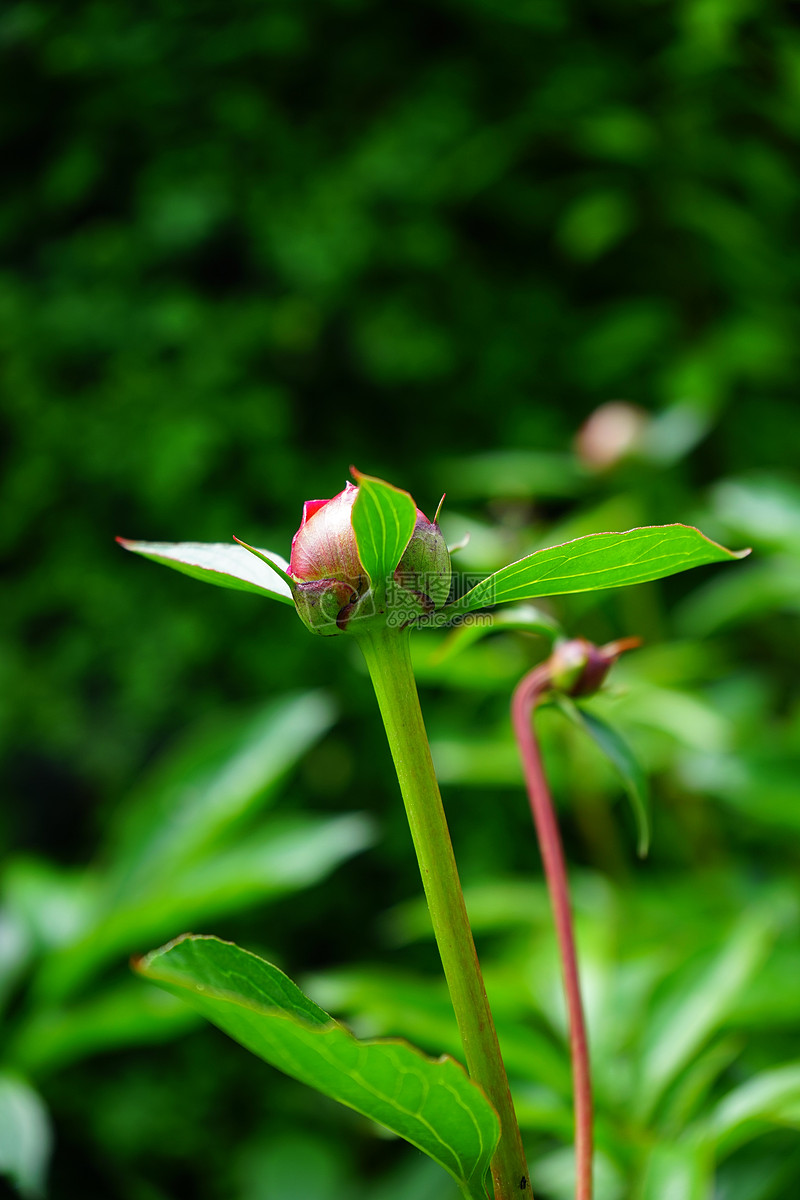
(1, 0, 798, 1196)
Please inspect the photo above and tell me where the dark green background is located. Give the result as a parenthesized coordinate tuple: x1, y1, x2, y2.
(2, 1, 798, 1197)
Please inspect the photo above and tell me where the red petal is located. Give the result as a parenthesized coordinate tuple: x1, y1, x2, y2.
(300, 498, 330, 527)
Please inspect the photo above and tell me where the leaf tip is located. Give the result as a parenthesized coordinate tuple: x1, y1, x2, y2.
(685, 524, 753, 561)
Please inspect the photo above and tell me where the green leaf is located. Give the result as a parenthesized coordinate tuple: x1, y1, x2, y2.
(0, 907, 30, 1015)
(40, 812, 368, 1006)
(709, 1062, 800, 1155)
(447, 525, 749, 614)
(639, 1139, 713, 1200)
(658, 1036, 741, 1133)
(93, 814, 375, 965)
(137, 936, 499, 1199)
(36, 693, 339, 1003)
(109, 692, 338, 884)
(0, 1074, 52, 1198)
(430, 604, 562, 666)
(554, 697, 650, 856)
(117, 539, 295, 604)
(637, 910, 777, 1120)
(8, 981, 199, 1077)
(350, 469, 417, 598)
(304, 963, 572, 1097)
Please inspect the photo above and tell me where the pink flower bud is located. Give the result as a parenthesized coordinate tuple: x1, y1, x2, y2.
(288, 481, 451, 636)
(289, 482, 363, 590)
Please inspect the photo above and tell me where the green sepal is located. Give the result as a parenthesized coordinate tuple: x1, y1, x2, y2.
(232, 536, 296, 592)
(350, 468, 418, 604)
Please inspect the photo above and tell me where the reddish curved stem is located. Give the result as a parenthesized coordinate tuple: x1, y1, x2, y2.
(512, 664, 593, 1200)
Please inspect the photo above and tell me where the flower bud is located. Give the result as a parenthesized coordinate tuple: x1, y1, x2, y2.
(549, 636, 641, 697)
(289, 481, 451, 636)
(389, 514, 452, 627)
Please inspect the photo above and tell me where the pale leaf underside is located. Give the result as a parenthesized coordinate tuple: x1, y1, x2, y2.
(117, 540, 294, 603)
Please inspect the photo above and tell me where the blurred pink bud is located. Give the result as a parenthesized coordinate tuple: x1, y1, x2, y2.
(549, 636, 641, 697)
(575, 401, 648, 470)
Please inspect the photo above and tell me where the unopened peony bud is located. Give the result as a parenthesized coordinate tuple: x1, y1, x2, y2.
(575, 401, 648, 471)
(549, 636, 641, 697)
(289, 481, 451, 636)
(390, 514, 452, 626)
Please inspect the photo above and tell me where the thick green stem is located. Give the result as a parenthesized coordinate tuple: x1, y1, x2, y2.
(359, 627, 530, 1200)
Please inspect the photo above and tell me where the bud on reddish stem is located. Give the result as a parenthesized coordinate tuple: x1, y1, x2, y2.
(289, 481, 451, 636)
(549, 636, 642, 697)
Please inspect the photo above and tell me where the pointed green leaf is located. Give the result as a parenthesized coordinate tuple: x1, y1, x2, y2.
(709, 1062, 800, 1154)
(136, 936, 499, 1199)
(555, 697, 650, 856)
(7, 981, 199, 1076)
(117, 539, 295, 604)
(111, 692, 338, 882)
(447, 525, 749, 614)
(637, 910, 777, 1120)
(350, 470, 417, 598)
(48, 814, 374, 1004)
